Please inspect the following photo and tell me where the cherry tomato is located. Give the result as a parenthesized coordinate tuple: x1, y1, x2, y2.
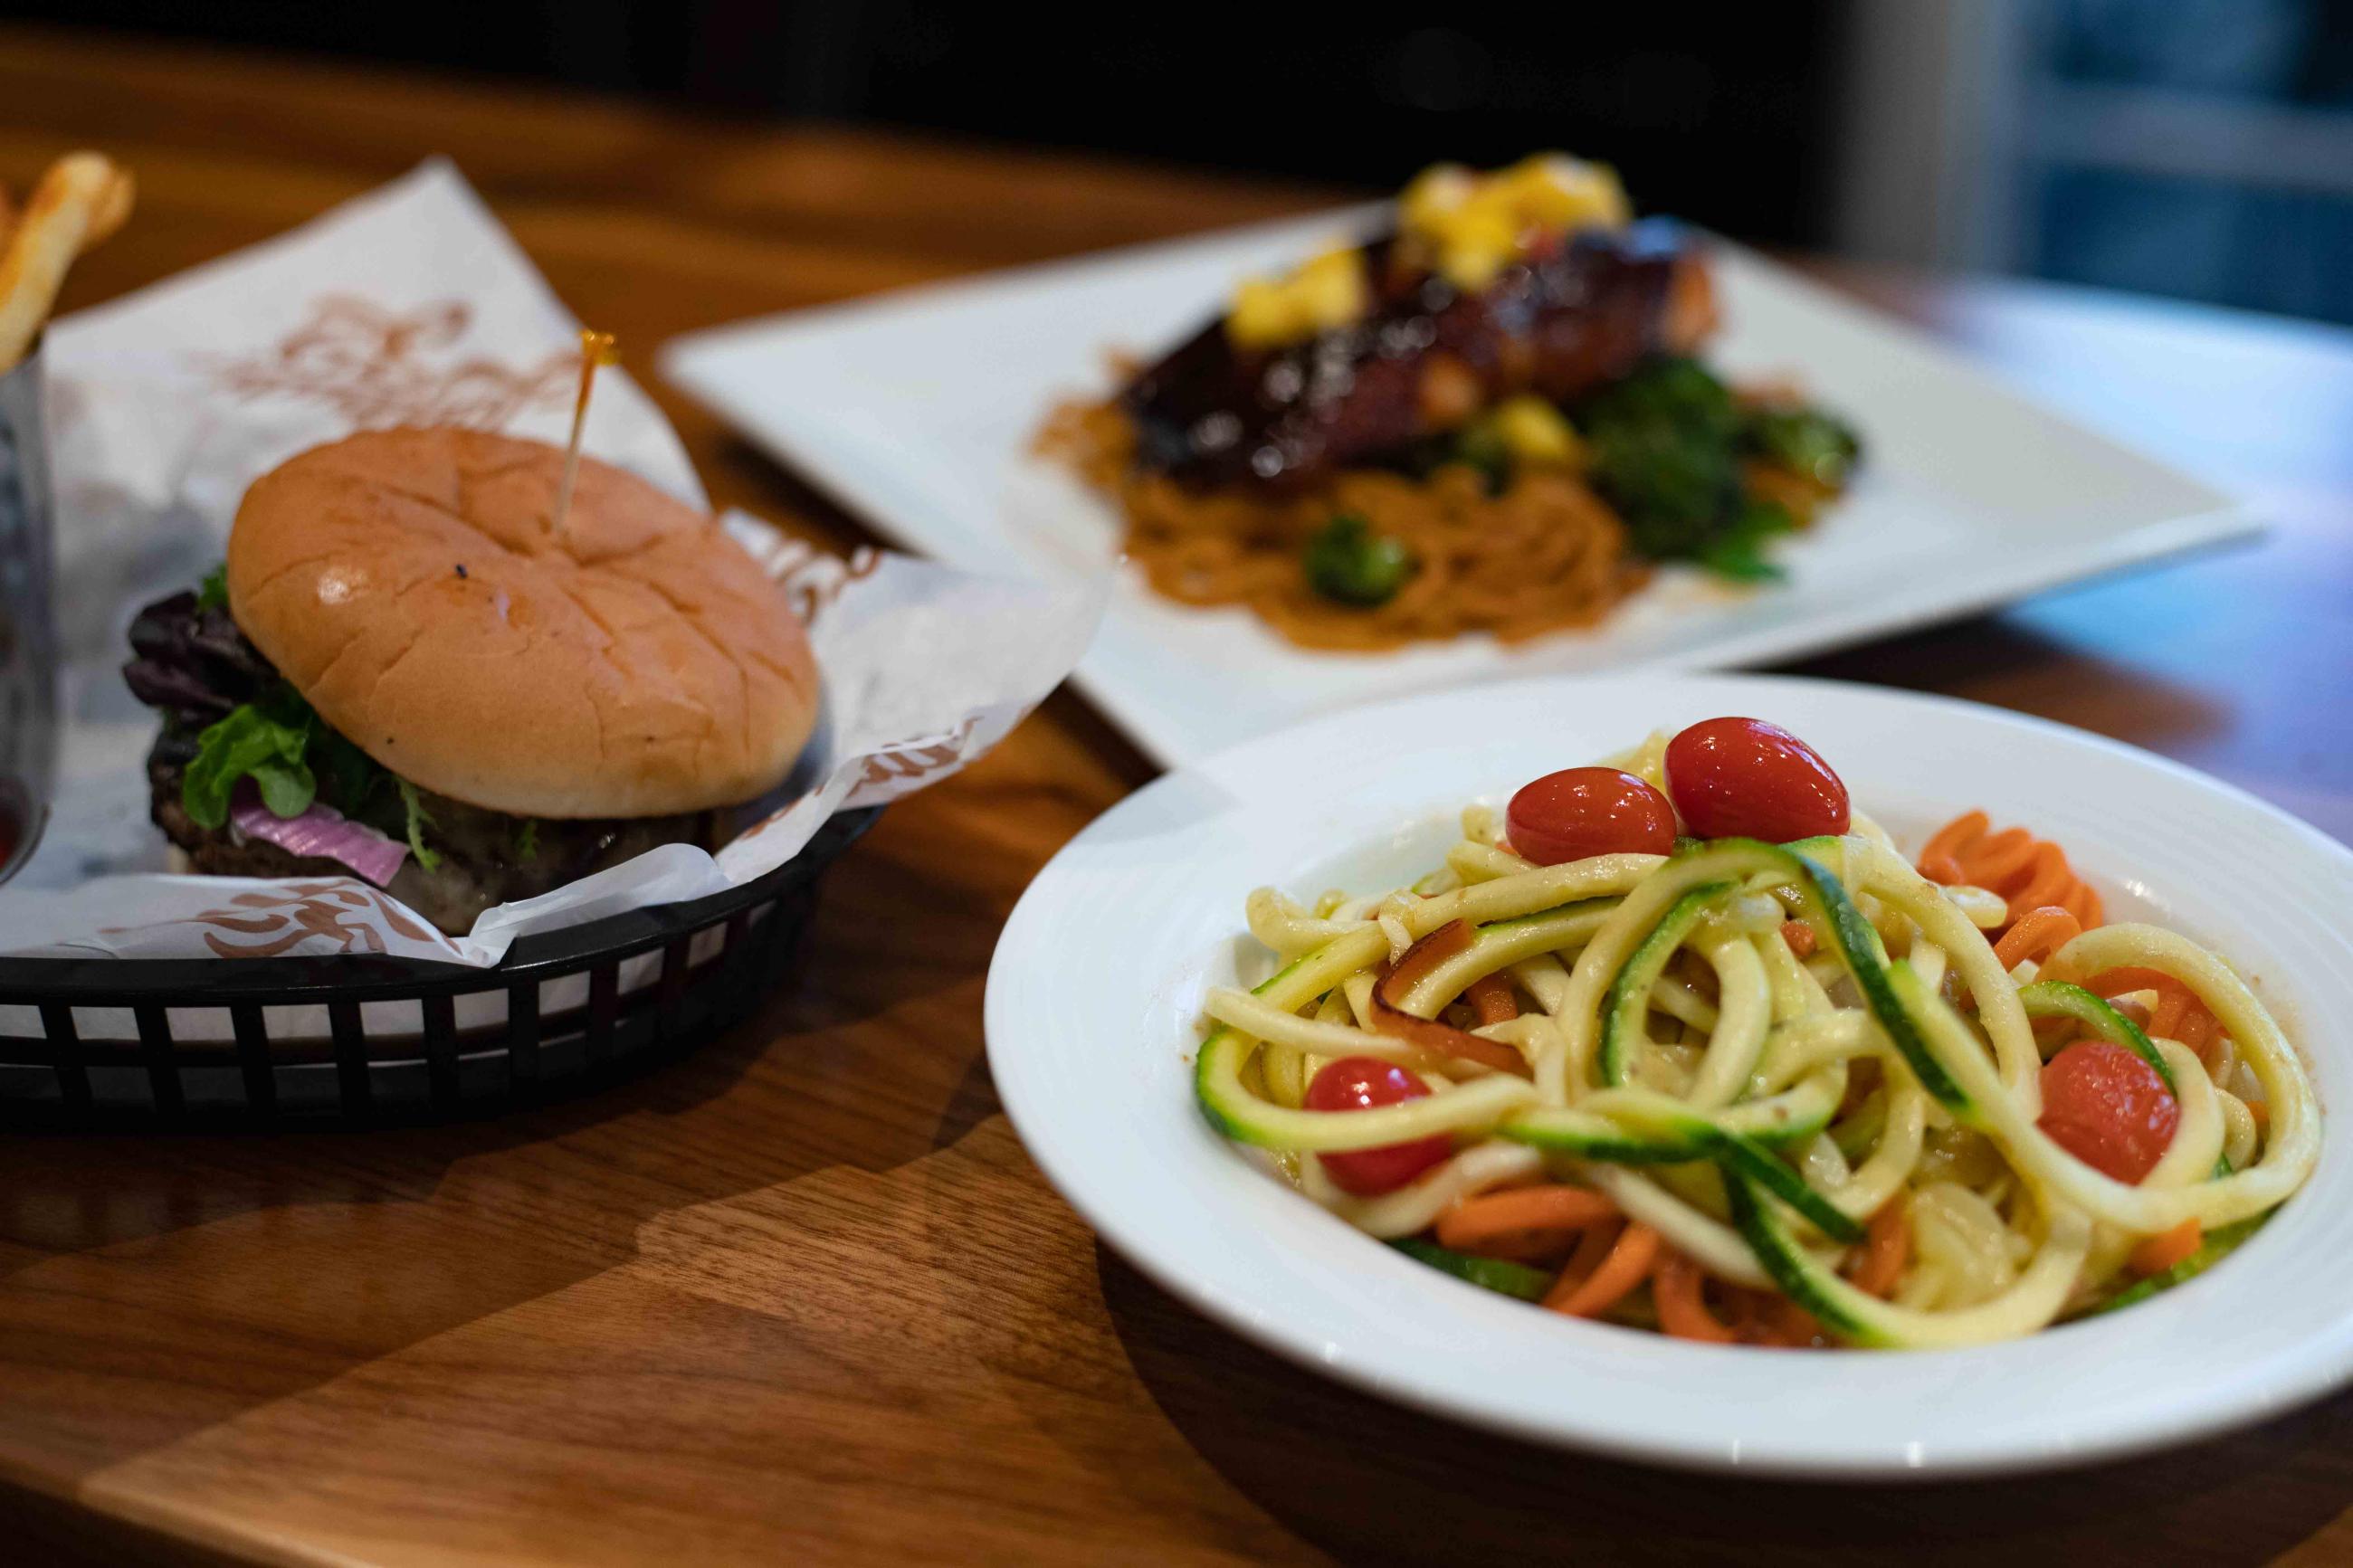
(1305, 1056, 1452, 1196)
(2037, 1041, 2178, 1184)
(1505, 767, 1678, 866)
(1664, 717, 1851, 841)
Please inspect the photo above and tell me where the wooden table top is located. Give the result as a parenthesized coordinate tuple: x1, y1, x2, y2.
(5, 24, 2353, 1567)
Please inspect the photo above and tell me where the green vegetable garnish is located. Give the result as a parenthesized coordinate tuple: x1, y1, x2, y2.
(1304, 513, 1416, 607)
(514, 818, 539, 863)
(1697, 497, 1796, 584)
(1449, 421, 1512, 495)
(312, 726, 387, 817)
(1573, 356, 1861, 582)
(195, 563, 231, 613)
(395, 777, 443, 872)
(182, 685, 318, 829)
(1388, 1238, 1552, 1302)
(1577, 356, 1745, 561)
(172, 640, 435, 862)
(180, 680, 394, 832)
(1743, 405, 1862, 489)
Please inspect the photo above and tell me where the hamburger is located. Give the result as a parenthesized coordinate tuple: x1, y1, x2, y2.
(122, 428, 821, 934)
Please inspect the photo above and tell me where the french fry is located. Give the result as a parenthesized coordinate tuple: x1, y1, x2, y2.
(0, 151, 136, 373)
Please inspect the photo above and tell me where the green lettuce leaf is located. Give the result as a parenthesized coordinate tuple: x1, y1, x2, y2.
(178, 680, 396, 839)
(182, 689, 316, 829)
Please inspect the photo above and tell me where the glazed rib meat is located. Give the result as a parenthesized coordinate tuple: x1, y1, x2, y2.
(1119, 218, 1714, 490)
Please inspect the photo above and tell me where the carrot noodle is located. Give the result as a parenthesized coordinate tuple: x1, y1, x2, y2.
(1750, 1297, 1826, 1349)
(1653, 1250, 1738, 1343)
(1464, 1230, 1577, 1265)
(1367, 917, 1534, 1075)
(1848, 1196, 1911, 1299)
(1778, 918, 1816, 959)
(1993, 906, 2083, 971)
(1548, 1221, 1622, 1299)
(1463, 971, 1520, 1026)
(1381, 920, 1474, 1003)
(1967, 828, 2037, 887)
(1705, 1286, 1819, 1347)
(2178, 1008, 2218, 1060)
(1367, 987, 1532, 1077)
(1915, 810, 1984, 886)
(1547, 1222, 1662, 1318)
(1436, 1185, 1617, 1253)
(1919, 811, 2106, 930)
(2083, 965, 2218, 1048)
(2129, 1219, 2204, 1277)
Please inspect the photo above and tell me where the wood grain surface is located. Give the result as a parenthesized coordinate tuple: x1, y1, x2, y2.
(3, 23, 2352, 1567)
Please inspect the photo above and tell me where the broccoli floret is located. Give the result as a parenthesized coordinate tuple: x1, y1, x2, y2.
(1743, 405, 1862, 489)
(1448, 421, 1513, 495)
(1574, 356, 1746, 561)
(1574, 357, 1861, 577)
(1303, 513, 1416, 607)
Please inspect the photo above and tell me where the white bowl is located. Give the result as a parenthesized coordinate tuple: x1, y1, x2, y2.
(985, 673, 2353, 1478)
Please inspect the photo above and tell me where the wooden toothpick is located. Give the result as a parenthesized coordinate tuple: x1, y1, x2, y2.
(550, 328, 618, 537)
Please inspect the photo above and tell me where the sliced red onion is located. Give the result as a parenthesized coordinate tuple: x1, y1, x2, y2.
(229, 782, 409, 888)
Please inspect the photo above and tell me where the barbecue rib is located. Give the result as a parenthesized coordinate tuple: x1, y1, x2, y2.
(1119, 218, 1715, 490)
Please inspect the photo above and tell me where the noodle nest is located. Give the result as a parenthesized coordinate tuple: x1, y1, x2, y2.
(1040, 400, 1650, 651)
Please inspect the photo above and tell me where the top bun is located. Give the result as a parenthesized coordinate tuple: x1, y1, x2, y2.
(226, 428, 820, 819)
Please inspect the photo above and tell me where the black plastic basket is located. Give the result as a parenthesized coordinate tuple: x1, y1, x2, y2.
(0, 807, 879, 1130)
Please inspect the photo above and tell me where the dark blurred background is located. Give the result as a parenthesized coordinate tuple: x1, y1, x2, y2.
(14, 0, 2353, 323)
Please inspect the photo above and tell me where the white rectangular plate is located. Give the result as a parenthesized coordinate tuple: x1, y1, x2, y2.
(662, 207, 2250, 765)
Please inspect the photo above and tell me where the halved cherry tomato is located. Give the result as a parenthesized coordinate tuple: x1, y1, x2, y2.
(1305, 1056, 1452, 1195)
(2037, 1040, 2178, 1184)
(1505, 767, 1677, 866)
(1664, 717, 1851, 841)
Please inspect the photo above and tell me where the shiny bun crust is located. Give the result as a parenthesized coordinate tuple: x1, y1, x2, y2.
(226, 428, 819, 819)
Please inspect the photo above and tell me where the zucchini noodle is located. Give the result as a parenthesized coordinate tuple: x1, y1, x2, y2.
(1194, 747, 2320, 1349)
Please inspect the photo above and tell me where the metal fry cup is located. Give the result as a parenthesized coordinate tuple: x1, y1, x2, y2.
(0, 344, 57, 883)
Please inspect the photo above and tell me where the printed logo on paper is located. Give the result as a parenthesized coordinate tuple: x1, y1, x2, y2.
(198, 296, 579, 430)
(107, 880, 446, 959)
